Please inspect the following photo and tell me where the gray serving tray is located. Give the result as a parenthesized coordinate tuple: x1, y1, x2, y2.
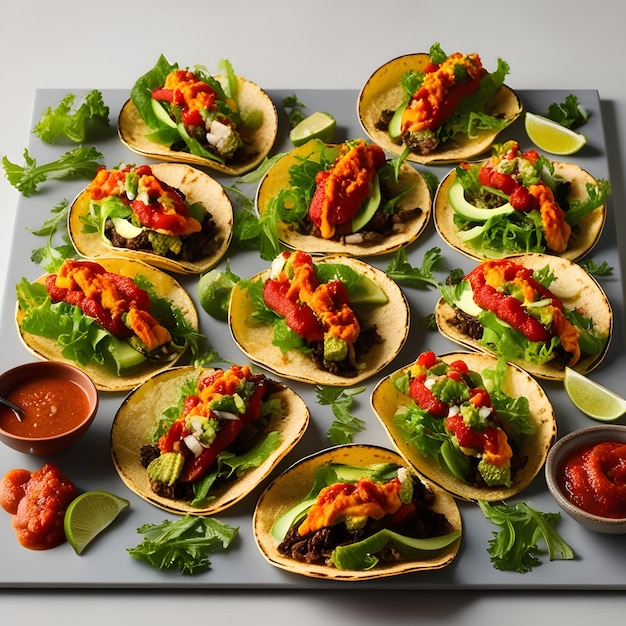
(0, 88, 624, 589)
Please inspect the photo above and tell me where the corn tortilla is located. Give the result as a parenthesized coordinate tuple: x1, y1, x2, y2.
(15, 257, 198, 392)
(110, 365, 309, 515)
(358, 53, 522, 165)
(253, 444, 462, 580)
(434, 162, 607, 261)
(371, 352, 557, 502)
(228, 255, 410, 386)
(118, 75, 278, 176)
(255, 140, 432, 256)
(434, 253, 612, 380)
(69, 163, 233, 275)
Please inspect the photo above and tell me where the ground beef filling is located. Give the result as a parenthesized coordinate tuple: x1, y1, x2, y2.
(278, 476, 453, 565)
(105, 211, 219, 262)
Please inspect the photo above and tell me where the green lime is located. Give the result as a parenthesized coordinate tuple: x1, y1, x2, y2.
(524, 112, 587, 155)
(289, 111, 336, 147)
(64, 490, 130, 555)
(349, 275, 388, 305)
(198, 268, 238, 321)
(563, 367, 626, 422)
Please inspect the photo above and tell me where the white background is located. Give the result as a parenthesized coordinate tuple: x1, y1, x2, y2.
(1, 0, 625, 622)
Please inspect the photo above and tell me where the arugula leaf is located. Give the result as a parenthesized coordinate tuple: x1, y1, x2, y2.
(546, 93, 590, 129)
(28, 199, 78, 272)
(2, 146, 104, 196)
(32, 90, 110, 143)
(315, 385, 367, 444)
(478, 500, 575, 573)
(127, 515, 238, 575)
(385, 246, 451, 290)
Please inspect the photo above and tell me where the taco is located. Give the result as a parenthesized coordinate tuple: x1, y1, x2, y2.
(68, 162, 233, 275)
(371, 351, 556, 502)
(253, 444, 462, 580)
(110, 364, 309, 515)
(434, 140, 609, 261)
(255, 138, 432, 256)
(118, 55, 278, 176)
(15, 257, 199, 392)
(358, 44, 522, 165)
(434, 254, 612, 380)
(228, 251, 410, 386)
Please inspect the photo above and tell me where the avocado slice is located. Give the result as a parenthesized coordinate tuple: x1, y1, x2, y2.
(351, 174, 381, 232)
(388, 100, 408, 141)
(151, 99, 177, 128)
(448, 179, 514, 222)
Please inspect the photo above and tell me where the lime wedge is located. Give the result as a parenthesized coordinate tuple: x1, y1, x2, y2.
(198, 268, 238, 321)
(563, 367, 626, 422)
(64, 490, 130, 555)
(289, 111, 336, 147)
(524, 112, 587, 155)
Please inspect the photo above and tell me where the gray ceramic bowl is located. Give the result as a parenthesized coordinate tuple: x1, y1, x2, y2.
(545, 425, 626, 534)
(0, 361, 98, 455)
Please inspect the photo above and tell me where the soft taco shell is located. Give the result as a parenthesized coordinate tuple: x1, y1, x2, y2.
(110, 365, 310, 515)
(434, 253, 613, 380)
(358, 53, 522, 165)
(253, 444, 462, 580)
(68, 163, 233, 275)
(434, 162, 607, 261)
(255, 140, 432, 257)
(371, 351, 557, 502)
(228, 255, 410, 386)
(15, 257, 198, 392)
(118, 75, 278, 176)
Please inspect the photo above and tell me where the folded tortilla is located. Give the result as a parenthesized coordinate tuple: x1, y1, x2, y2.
(371, 351, 557, 501)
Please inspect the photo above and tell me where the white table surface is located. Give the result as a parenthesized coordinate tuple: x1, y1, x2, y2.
(1, 0, 625, 622)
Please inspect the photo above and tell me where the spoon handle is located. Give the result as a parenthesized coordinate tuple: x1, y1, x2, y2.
(0, 397, 25, 421)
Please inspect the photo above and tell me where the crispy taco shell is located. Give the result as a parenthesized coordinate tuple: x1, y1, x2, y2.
(255, 140, 432, 256)
(371, 352, 557, 502)
(434, 162, 607, 261)
(118, 76, 278, 176)
(434, 253, 612, 380)
(358, 53, 522, 165)
(253, 444, 462, 580)
(15, 257, 198, 392)
(110, 365, 310, 515)
(68, 163, 233, 275)
(228, 255, 410, 386)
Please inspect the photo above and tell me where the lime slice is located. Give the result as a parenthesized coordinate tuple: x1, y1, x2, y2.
(289, 111, 336, 147)
(563, 367, 626, 422)
(524, 112, 587, 155)
(64, 490, 130, 555)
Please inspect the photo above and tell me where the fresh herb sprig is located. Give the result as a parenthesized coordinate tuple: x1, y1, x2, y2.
(478, 500, 575, 573)
(315, 385, 367, 445)
(283, 94, 307, 127)
(127, 515, 238, 575)
(29, 198, 77, 272)
(385, 246, 461, 290)
(3, 146, 104, 196)
(546, 93, 590, 129)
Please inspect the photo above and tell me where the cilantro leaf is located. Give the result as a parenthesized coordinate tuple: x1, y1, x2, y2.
(316, 385, 367, 444)
(577, 258, 613, 277)
(127, 515, 238, 575)
(3, 146, 104, 196)
(478, 500, 575, 573)
(283, 94, 307, 127)
(32, 90, 110, 143)
(546, 93, 590, 130)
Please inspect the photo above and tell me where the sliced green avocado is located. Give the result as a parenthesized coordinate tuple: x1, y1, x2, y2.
(349, 275, 388, 305)
(351, 174, 381, 232)
(388, 101, 408, 141)
(448, 179, 514, 222)
(151, 99, 177, 128)
(102, 336, 147, 374)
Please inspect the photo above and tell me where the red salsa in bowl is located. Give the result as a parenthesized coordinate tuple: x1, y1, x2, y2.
(546, 425, 626, 533)
(0, 361, 98, 455)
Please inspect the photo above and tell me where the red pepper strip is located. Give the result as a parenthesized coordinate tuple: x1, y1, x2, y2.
(179, 419, 243, 483)
(465, 261, 553, 343)
(158, 419, 186, 453)
(151, 88, 174, 102)
(409, 375, 449, 418)
(241, 376, 269, 422)
(262, 278, 324, 343)
(103, 272, 151, 311)
(44, 275, 131, 338)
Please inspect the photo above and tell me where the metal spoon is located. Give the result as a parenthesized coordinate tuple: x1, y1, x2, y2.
(0, 397, 25, 422)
